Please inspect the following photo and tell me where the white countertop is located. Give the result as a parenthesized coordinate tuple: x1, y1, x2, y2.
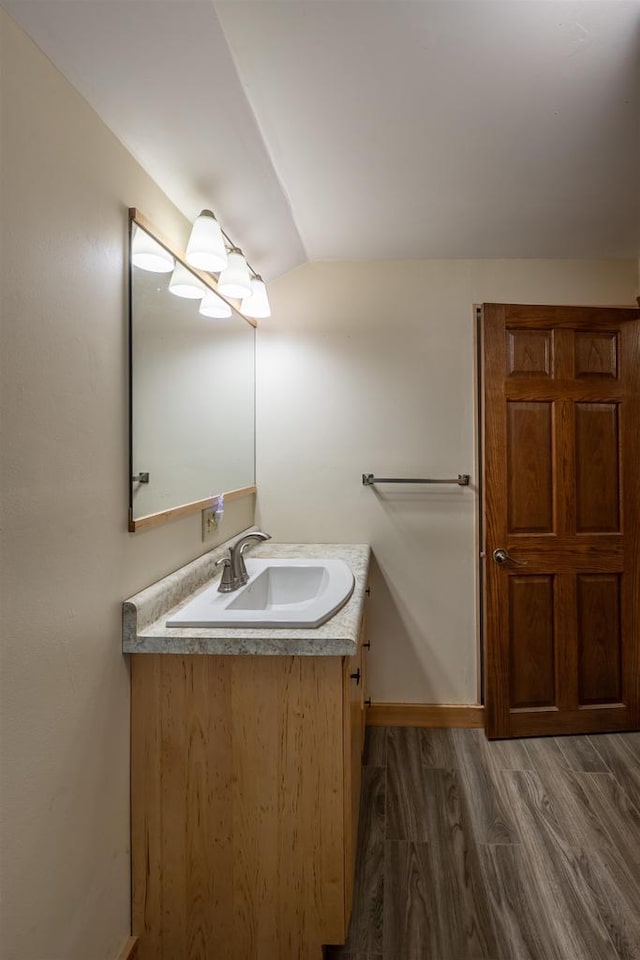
(123, 533, 370, 656)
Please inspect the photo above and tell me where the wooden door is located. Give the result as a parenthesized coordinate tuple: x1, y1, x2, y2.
(482, 303, 640, 739)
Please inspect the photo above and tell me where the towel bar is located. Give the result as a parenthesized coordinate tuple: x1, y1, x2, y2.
(362, 473, 470, 487)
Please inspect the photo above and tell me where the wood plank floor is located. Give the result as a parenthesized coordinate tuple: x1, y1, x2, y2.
(325, 727, 640, 960)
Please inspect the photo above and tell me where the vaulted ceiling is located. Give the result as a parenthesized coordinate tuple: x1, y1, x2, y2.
(4, 1, 640, 278)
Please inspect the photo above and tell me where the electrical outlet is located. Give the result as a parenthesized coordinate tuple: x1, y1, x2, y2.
(202, 506, 219, 542)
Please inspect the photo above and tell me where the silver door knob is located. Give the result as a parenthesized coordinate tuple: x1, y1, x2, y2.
(492, 548, 527, 566)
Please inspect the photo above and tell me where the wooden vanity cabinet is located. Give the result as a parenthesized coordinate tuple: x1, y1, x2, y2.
(131, 619, 366, 960)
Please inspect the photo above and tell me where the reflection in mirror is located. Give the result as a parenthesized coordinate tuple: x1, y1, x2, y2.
(129, 218, 255, 529)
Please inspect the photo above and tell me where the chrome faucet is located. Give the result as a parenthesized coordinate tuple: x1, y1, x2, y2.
(216, 531, 271, 593)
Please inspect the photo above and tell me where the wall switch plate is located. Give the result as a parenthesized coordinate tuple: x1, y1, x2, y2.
(202, 506, 219, 542)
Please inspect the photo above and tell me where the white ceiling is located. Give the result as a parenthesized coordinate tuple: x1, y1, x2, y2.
(2, 0, 307, 279)
(5, 1, 640, 274)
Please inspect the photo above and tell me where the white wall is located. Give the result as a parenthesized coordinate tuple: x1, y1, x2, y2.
(257, 259, 639, 705)
(0, 12, 253, 960)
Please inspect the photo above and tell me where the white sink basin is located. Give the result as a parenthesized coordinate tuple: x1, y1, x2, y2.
(166, 558, 355, 629)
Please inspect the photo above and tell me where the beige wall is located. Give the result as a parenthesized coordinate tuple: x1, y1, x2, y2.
(257, 259, 638, 706)
(0, 12, 253, 960)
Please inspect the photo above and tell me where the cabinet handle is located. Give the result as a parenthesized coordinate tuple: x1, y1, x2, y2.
(365, 588, 371, 596)
(365, 697, 372, 707)
(363, 640, 371, 650)
(350, 668, 361, 685)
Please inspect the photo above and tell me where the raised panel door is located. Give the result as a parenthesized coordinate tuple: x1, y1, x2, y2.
(482, 303, 640, 738)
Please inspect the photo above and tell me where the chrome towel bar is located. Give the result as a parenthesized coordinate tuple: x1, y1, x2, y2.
(362, 473, 470, 487)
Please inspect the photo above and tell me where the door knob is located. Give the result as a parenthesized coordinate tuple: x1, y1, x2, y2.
(492, 548, 528, 566)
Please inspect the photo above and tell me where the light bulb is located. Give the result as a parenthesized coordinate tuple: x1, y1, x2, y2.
(185, 210, 228, 273)
(217, 248, 252, 300)
(131, 226, 174, 273)
(168, 262, 206, 299)
(241, 277, 271, 319)
(200, 290, 232, 319)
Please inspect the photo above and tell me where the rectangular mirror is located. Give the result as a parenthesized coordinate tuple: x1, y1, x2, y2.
(128, 210, 256, 531)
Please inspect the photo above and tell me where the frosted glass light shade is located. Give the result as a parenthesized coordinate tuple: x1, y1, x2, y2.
(200, 290, 232, 319)
(241, 278, 271, 319)
(185, 210, 228, 273)
(217, 249, 252, 299)
(131, 226, 174, 273)
(168, 263, 206, 299)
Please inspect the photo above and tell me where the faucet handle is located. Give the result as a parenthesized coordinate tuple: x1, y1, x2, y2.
(215, 555, 235, 594)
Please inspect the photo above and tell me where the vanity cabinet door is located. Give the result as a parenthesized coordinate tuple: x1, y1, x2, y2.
(131, 624, 368, 959)
(359, 606, 369, 746)
(132, 654, 346, 960)
(343, 615, 365, 922)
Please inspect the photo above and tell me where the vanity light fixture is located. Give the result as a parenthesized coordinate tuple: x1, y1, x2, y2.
(131, 206, 270, 322)
(131, 226, 175, 273)
(168, 262, 207, 299)
(200, 290, 232, 319)
(185, 210, 228, 273)
(241, 276, 271, 319)
(217, 247, 253, 300)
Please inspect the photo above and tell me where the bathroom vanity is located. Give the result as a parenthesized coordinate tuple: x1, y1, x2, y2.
(123, 537, 370, 960)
